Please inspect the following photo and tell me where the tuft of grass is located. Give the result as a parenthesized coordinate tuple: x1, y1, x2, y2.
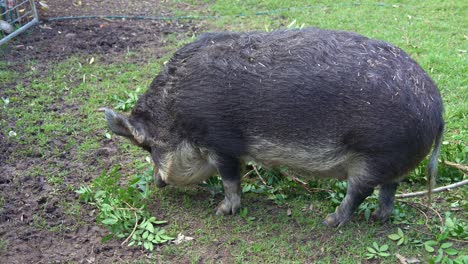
(0, 239, 7, 255)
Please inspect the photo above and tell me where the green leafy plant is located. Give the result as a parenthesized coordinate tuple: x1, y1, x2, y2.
(199, 175, 224, 195)
(128, 217, 174, 251)
(76, 165, 174, 251)
(329, 181, 347, 206)
(424, 240, 459, 263)
(390, 204, 412, 225)
(423, 227, 460, 263)
(113, 87, 143, 111)
(245, 164, 294, 205)
(357, 200, 378, 221)
(242, 183, 267, 194)
(443, 213, 467, 240)
(386, 212, 465, 263)
(239, 207, 256, 223)
(388, 228, 410, 246)
(365, 242, 391, 259)
(200, 162, 295, 205)
(76, 185, 93, 203)
(404, 213, 465, 263)
(239, 207, 249, 218)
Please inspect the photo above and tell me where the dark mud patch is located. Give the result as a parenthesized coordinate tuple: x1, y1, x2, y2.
(0, 131, 15, 165)
(1, 0, 206, 72)
(0, 0, 204, 263)
(0, 140, 152, 263)
(1, 19, 201, 66)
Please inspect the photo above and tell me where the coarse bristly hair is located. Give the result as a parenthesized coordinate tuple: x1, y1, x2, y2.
(107, 27, 444, 224)
(137, 27, 443, 183)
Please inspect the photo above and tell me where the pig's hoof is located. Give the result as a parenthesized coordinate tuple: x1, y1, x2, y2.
(371, 209, 392, 223)
(215, 197, 240, 216)
(323, 213, 349, 227)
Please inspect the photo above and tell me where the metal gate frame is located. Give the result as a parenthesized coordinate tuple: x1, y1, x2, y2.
(0, 0, 39, 45)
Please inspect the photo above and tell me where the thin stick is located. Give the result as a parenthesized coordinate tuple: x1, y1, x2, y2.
(446, 237, 468, 243)
(289, 175, 333, 194)
(397, 199, 444, 232)
(252, 165, 268, 186)
(398, 200, 429, 227)
(289, 175, 307, 185)
(444, 161, 468, 172)
(396, 179, 468, 198)
(121, 201, 139, 246)
(290, 175, 312, 193)
(405, 225, 434, 238)
(242, 170, 254, 178)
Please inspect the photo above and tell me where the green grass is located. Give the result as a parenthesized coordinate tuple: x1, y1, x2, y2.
(0, 239, 6, 255)
(1, 0, 467, 263)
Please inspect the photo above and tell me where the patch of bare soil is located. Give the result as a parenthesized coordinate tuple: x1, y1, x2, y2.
(38, 0, 197, 19)
(0, 131, 14, 165)
(1, 19, 201, 67)
(0, 0, 206, 263)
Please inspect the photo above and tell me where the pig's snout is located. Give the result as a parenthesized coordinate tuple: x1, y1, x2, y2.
(154, 170, 167, 188)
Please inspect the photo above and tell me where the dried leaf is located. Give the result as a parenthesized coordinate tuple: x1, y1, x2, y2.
(39, 24, 52, 30)
(0, 20, 13, 34)
(39, 1, 49, 10)
(173, 233, 194, 245)
(287, 208, 292, 216)
(395, 253, 420, 264)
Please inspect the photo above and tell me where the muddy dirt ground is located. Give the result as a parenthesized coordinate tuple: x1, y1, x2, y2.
(0, 1, 204, 263)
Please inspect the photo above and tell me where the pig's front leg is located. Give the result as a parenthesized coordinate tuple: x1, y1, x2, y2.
(215, 156, 241, 215)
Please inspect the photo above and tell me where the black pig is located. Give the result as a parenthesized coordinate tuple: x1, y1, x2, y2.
(104, 28, 444, 227)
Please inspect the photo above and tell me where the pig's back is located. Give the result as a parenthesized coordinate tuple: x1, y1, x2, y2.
(164, 28, 443, 169)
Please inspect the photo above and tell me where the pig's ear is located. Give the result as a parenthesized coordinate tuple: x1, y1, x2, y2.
(104, 108, 146, 144)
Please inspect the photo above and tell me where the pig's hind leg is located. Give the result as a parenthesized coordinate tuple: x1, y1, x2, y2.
(324, 175, 375, 227)
(215, 156, 242, 215)
(372, 182, 398, 222)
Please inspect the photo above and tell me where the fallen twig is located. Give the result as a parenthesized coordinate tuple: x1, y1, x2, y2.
(445, 237, 468, 243)
(404, 225, 468, 243)
(252, 165, 268, 186)
(289, 175, 333, 194)
(242, 170, 254, 178)
(121, 201, 139, 246)
(444, 161, 468, 172)
(411, 202, 430, 227)
(395, 253, 421, 264)
(396, 179, 468, 198)
(398, 200, 430, 227)
(397, 199, 444, 232)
